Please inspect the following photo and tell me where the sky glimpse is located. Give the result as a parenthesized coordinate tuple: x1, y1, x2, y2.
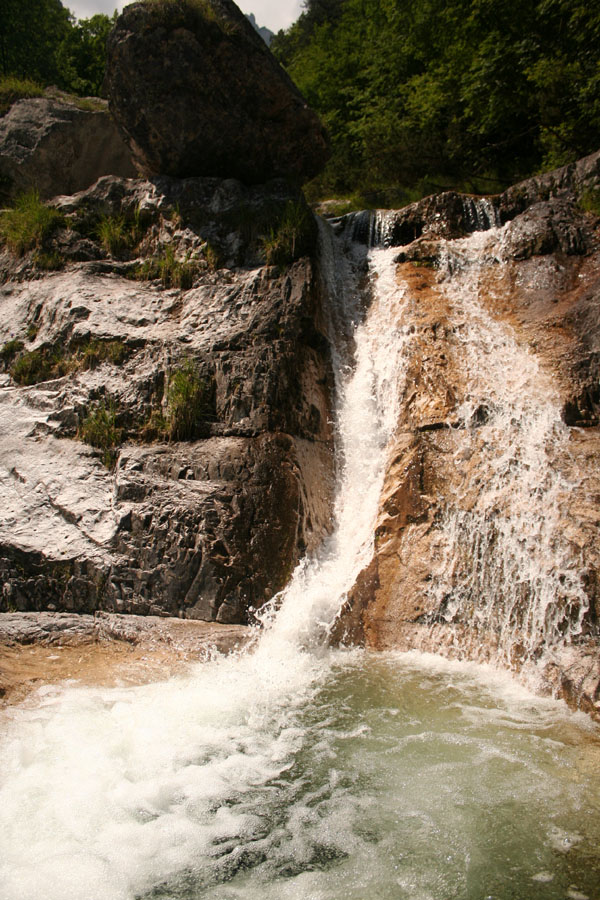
(67, 1, 303, 32)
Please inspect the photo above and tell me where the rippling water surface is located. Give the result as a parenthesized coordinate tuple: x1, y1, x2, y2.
(2, 651, 599, 900)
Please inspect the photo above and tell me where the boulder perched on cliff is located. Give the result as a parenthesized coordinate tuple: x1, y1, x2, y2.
(0, 90, 136, 202)
(105, 0, 330, 184)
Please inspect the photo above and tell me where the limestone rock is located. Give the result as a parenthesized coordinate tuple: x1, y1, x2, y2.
(0, 176, 335, 624)
(105, 0, 330, 183)
(0, 89, 136, 202)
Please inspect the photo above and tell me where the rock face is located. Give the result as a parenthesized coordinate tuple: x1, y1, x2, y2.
(0, 90, 136, 202)
(333, 150, 600, 718)
(0, 612, 249, 705)
(0, 176, 334, 624)
(105, 0, 330, 184)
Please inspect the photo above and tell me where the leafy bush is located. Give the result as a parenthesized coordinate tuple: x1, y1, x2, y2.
(78, 400, 122, 468)
(0, 191, 64, 255)
(166, 360, 213, 441)
(261, 201, 315, 267)
(0, 76, 43, 115)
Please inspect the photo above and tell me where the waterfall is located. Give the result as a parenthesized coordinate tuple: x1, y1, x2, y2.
(1, 218, 599, 900)
(0, 220, 414, 900)
(424, 228, 588, 669)
(258, 222, 412, 650)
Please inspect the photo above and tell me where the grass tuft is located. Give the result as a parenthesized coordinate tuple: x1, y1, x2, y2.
(578, 188, 600, 217)
(0, 191, 64, 256)
(261, 201, 314, 267)
(79, 401, 122, 468)
(10, 347, 71, 385)
(166, 359, 213, 441)
(79, 339, 128, 370)
(135, 245, 199, 289)
(0, 76, 43, 116)
(96, 207, 144, 257)
(0, 339, 24, 364)
(7, 338, 128, 385)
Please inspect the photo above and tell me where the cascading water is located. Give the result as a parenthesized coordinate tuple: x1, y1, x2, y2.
(425, 228, 589, 671)
(0, 220, 599, 900)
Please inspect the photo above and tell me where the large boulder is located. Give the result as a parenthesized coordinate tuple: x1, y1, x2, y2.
(105, 0, 330, 184)
(0, 89, 136, 202)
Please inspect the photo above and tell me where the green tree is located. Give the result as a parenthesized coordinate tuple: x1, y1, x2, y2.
(0, 0, 72, 84)
(56, 13, 116, 96)
(274, 0, 600, 202)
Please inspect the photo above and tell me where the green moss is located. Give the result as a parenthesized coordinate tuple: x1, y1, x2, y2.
(0, 76, 43, 116)
(71, 97, 106, 113)
(0, 191, 64, 256)
(166, 360, 214, 441)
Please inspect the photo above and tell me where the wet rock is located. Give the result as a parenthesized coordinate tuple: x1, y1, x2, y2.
(105, 0, 330, 184)
(334, 158, 600, 719)
(0, 89, 136, 202)
(331, 148, 600, 250)
(0, 611, 250, 704)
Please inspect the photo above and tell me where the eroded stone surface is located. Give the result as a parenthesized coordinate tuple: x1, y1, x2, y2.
(0, 177, 335, 623)
(0, 90, 136, 201)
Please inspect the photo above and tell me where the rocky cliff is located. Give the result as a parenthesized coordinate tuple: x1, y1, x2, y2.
(0, 175, 335, 624)
(333, 151, 600, 718)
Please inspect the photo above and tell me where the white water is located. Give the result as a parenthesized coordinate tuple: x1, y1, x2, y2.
(1, 223, 599, 900)
(428, 228, 588, 666)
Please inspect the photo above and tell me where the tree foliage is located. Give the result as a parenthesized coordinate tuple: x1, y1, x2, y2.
(272, 0, 600, 201)
(0, 0, 116, 97)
